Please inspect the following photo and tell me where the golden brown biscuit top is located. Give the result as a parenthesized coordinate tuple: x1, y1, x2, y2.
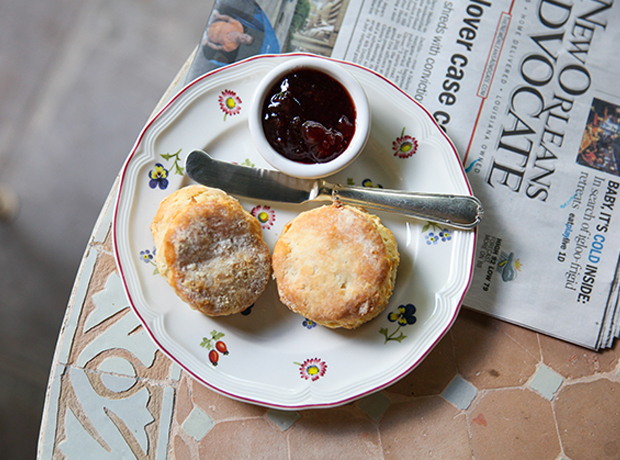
(272, 204, 398, 328)
(151, 185, 231, 254)
(150, 185, 271, 316)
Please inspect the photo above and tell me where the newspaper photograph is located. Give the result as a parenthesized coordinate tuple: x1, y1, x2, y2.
(185, 0, 620, 349)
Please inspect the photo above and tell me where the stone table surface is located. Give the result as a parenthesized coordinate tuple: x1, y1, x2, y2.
(37, 62, 620, 460)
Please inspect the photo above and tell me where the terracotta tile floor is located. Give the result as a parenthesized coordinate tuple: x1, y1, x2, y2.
(0, 0, 212, 458)
(162, 307, 620, 459)
(39, 215, 620, 458)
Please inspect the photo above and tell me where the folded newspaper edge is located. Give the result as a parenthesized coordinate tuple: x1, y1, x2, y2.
(185, 0, 620, 350)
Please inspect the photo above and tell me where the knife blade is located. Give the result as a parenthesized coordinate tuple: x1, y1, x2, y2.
(185, 149, 483, 229)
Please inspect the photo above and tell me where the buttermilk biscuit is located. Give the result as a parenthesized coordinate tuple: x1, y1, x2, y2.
(272, 203, 399, 329)
(150, 185, 271, 316)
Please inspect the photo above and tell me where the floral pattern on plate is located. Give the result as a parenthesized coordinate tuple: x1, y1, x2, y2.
(219, 89, 242, 120)
(201, 330, 230, 367)
(148, 149, 184, 190)
(392, 128, 418, 158)
(423, 223, 453, 245)
(251, 205, 276, 229)
(113, 54, 475, 409)
(139, 247, 159, 275)
(380, 304, 417, 343)
(302, 318, 317, 329)
(295, 358, 327, 381)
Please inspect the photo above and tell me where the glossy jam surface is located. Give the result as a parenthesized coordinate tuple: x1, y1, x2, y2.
(261, 69, 356, 164)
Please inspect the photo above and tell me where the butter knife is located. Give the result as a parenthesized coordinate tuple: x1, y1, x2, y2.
(185, 150, 483, 229)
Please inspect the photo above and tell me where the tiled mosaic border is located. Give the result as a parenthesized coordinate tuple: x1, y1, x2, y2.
(38, 188, 620, 459)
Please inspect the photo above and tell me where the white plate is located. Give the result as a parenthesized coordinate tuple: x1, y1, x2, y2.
(113, 53, 476, 409)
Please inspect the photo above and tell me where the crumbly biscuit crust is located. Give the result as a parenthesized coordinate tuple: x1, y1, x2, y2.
(272, 203, 399, 329)
(151, 185, 271, 316)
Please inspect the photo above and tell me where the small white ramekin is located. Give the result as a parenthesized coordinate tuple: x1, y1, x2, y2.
(248, 56, 370, 179)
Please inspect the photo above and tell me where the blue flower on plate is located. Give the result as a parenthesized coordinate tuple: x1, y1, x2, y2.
(149, 163, 169, 190)
(388, 304, 417, 326)
(425, 232, 439, 245)
(139, 247, 159, 274)
(439, 229, 452, 242)
(303, 318, 317, 329)
(140, 248, 155, 263)
(380, 304, 417, 343)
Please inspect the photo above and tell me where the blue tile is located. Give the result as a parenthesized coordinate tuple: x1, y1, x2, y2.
(182, 407, 214, 441)
(158, 387, 176, 460)
(442, 376, 477, 410)
(267, 409, 301, 431)
(58, 368, 154, 457)
(356, 392, 391, 421)
(529, 365, 563, 400)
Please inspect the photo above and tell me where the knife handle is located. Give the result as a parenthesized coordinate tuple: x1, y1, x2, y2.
(331, 185, 483, 230)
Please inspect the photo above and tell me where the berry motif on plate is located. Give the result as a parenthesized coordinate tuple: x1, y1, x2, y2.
(423, 222, 452, 245)
(219, 89, 242, 120)
(392, 127, 418, 159)
(139, 247, 159, 275)
(200, 330, 229, 366)
(380, 303, 417, 343)
(251, 205, 276, 229)
(295, 358, 327, 381)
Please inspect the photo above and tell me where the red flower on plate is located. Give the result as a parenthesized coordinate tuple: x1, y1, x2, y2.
(251, 205, 276, 229)
(219, 89, 242, 120)
(392, 128, 418, 159)
(296, 358, 328, 381)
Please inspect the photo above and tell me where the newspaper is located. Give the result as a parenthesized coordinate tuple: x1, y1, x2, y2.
(186, 0, 620, 349)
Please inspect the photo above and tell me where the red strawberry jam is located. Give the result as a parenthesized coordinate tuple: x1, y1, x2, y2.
(261, 68, 356, 164)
